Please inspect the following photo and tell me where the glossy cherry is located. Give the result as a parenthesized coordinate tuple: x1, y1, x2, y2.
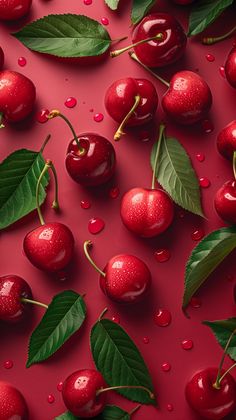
(0, 47, 4, 70)
(62, 369, 106, 418)
(214, 180, 236, 224)
(186, 367, 236, 419)
(217, 120, 236, 160)
(0, 275, 32, 322)
(0, 0, 32, 20)
(0, 381, 28, 419)
(0, 70, 36, 123)
(225, 48, 236, 88)
(132, 13, 187, 68)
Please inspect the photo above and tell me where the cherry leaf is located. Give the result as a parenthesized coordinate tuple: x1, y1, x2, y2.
(13, 14, 111, 57)
(131, 0, 156, 25)
(203, 318, 236, 361)
(105, 0, 120, 10)
(183, 226, 236, 308)
(55, 405, 134, 419)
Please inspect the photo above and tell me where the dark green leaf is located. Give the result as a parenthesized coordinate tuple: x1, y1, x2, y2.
(90, 318, 155, 405)
(55, 413, 77, 420)
(13, 14, 111, 57)
(204, 318, 236, 361)
(27, 291, 86, 367)
(55, 405, 133, 420)
(105, 0, 120, 10)
(188, 0, 234, 36)
(183, 226, 236, 308)
(131, 0, 156, 25)
(151, 136, 204, 217)
(0, 149, 49, 230)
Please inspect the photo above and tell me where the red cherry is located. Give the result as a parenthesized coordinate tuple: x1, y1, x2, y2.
(162, 70, 212, 125)
(217, 120, 236, 160)
(0, 381, 28, 419)
(214, 180, 236, 224)
(0, 70, 36, 123)
(62, 369, 106, 418)
(23, 222, 75, 273)
(120, 187, 174, 237)
(132, 13, 187, 68)
(65, 133, 116, 186)
(0, 275, 32, 322)
(0, 47, 4, 70)
(0, 0, 32, 20)
(225, 48, 236, 88)
(185, 368, 236, 419)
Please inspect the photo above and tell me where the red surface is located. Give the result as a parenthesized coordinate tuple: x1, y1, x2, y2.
(0, 1, 236, 419)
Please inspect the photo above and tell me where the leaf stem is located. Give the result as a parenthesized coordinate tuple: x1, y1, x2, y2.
(202, 25, 236, 45)
(233, 151, 236, 181)
(111, 33, 164, 58)
(21, 297, 48, 310)
(40, 134, 51, 153)
(83, 240, 106, 278)
(96, 385, 155, 400)
(114, 95, 141, 141)
(111, 36, 128, 44)
(213, 328, 236, 389)
(129, 52, 170, 88)
(98, 308, 108, 321)
(151, 124, 165, 189)
(129, 405, 141, 416)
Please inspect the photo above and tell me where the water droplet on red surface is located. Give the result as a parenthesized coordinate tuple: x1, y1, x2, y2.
(89, 108, 94, 113)
(139, 130, 151, 142)
(154, 249, 171, 263)
(64, 97, 77, 108)
(199, 177, 211, 188)
(219, 66, 226, 78)
(57, 382, 63, 392)
(3, 360, 13, 369)
(167, 403, 174, 412)
(143, 337, 150, 344)
(205, 53, 215, 62)
(154, 309, 172, 327)
(81, 200, 91, 209)
(36, 108, 49, 123)
(109, 186, 120, 199)
(189, 297, 202, 308)
(111, 315, 120, 324)
(202, 119, 214, 133)
(84, 0, 92, 4)
(88, 218, 105, 234)
(196, 153, 205, 162)
(161, 362, 171, 372)
(94, 113, 104, 122)
(181, 339, 193, 350)
(191, 229, 204, 241)
(101, 17, 109, 25)
(47, 394, 55, 404)
(18, 57, 27, 67)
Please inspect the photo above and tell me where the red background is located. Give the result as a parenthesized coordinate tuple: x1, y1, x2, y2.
(1, 0, 236, 419)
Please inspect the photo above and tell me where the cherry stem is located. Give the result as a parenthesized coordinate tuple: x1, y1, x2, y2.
(47, 110, 85, 155)
(83, 240, 106, 278)
(21, 297, 48, 310)
(36, 160, 60, 226)
(114, 94, 141, 141)
(202, 25, 236, 45)
(129, 405, 141, 416)
(233, 151, 236, 181)
(213, 328, 236, 389)
(151, 124, 165, 189)
(129, 52, 170, 88)
(0, 112, 5, 128)
(111, 36, 128, 44)
(110, 33, 164, 58)
(98, 307, 108, 321)
(40, 134, 51, 153)
(96, 385, 155, 400)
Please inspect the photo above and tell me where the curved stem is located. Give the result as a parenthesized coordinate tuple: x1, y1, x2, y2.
(151, 124, 165, 189)
(36, 162, 50, 225)
(50, 162, 59, 210)
(83, 240, 106, 278)
(21, 297, 48, 310)
(40, 134, 51, 153)
(129, 405, 141, 416)
(99, 307, 108, 321)
(233, 151, 236, 181)
(111, 36, 128, 44)
(213, 328, 236, 389)
(218, 362, 236, 385)
(96, 385, 155, 400)
(114, 95, 141, 141)
(129, 52, 170, 88)
(202, 25, 236, 45)
(111, 33, 164, 58)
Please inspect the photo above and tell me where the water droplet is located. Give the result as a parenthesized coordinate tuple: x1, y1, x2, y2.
(154, 309, 172, 327)
(88, 218, 105, 234)
(111, 315, 120, 324)
(219, 66, 226, 78)
(109, 186, 120, 199)
(3, 360, 13, 369)
(84, 0, 92, 4)
(89, 108, 94, 113)
(101, 17, 109, 25)
(199, 177, 211, 188)
(64, 97, 77, 108)
(196, 153, 205, 162)
(36, 108, 49, 123)
(154, 249, 170, 263)
(189, 297, 202, 308)
(191, 229, 204, 241)
(143, 337, 150, 344)
(167, 403, 174, 412)
(18, 57, 27, 67)
(181, 339, 193, 350)
(47, 394, 55, 404)
(206, 53, 215, 62)
(81, 200, 91, 209)
(57, 382, 63, 392)
(94, 113, 104, 122)
(161, 362, 171, 372)
(202, 119, 214, 133)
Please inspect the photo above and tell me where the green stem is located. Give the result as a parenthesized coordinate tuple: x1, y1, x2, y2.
(218, 362, 236, 385)
(96, 385, 155, 400)
(50, 163, 59, 210)
(202, 25, 236, 45)
(21, 297, 48, 310)
(111, 36, 128, 44)
(114, 95, 141, 141)
(129, 405, 141, 416)
(233, 151, 236, 181)
(129, 52, 170, 88)
(99, 307, 108, 321)
(213, 328, 236, 389)
(151, 124, 165, 189)
(83, 241, 106, 278)
(36, 160, 60, 225)
(111, 33, 164, 58)
(40, 134, 51, 153)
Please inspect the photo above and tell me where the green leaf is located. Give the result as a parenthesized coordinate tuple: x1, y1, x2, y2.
(13, 14, 111, 58)
(55, 413, 77, 420)
(151, 136, 204, 217)
(203, 318, 236, 361)
(131, 0, 156, 25)
(183, 226, 236, 308)
(105, 0, 120, 10)
(90, 318, 155, 405)
(27, 291, 86, 367)
(55, 405, 133, 420)
(0, 149, 49, 230)
(188, 0, 234, 36)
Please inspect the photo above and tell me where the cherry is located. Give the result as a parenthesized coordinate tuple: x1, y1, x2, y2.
(225, 48, 236, 88)
(217, 120, 236, 160)
(0, 275, 32, 322)
(104, 77, 158, 140)
(0, 381, 28, 419)
(186, 367, 236, 419)
(0, 47, 4, 69)
(0, 70, 36, 124)
(214, 180, 236, 224)
(84, 241, 151, 303)
(0, 0, 32, 20)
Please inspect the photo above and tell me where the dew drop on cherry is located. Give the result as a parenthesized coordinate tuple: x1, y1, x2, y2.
(205, 53, 215, 62)
(191, 228, 204, 241)
(36, 108, 49, 124)
(181, 339, 193, 350)
(101, 17, 109, 25)
(189, 297, 202, 308)
(57, 382, 63, 392)
(154, 309, 172, 327)
(199, 177, 211, 188)
(219, 66, 226, 78)
(3, 360, 13, 369)
(81, 200, 91, 209)
(202, 119, 214, 133)
(143, 337, 150, 344)
(88, 218, 105, 234)
(161, 362, 171, 372)
(154, 249, 171, 263)
(18, 57, 27, 67)
(47, 394, 55, 404)
(84, 0, 92, 4)
(94, 113, 104, 122)
(64, 97, 77, 108)
(111, 315, 120, 324)
(196, 153, 205, 162)
(109, 186, 120, 199)
(167, 403, 174, 412)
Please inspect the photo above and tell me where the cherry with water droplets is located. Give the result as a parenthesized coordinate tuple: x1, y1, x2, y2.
(217, 120, 236, 160)
(0, 381, 28, 419)
(225, 48, 236, 88)
(0, 0, 32, 20)
(214, 180, 236, 224)
(0, 275, 32, 322)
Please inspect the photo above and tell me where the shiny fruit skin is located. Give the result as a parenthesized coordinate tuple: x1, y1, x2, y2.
(214, 180, 236, 224)
(0, 275, 32, 322)
(23, 222, 75, 273)
(62, 369, 106, 418)
(0, 0, 32, 20)
(185, 368, 236, 419)
(120, 187, 174, 237)
(0, 70, 36, 122)
(132, 13, 187, 68)
(0, 381, 28, 419)
(105, 78, 158, 127)
(65, 133, 116, 187)
(0, 47, 4, 69)
(217, 120, 236, 160)
(162, 70, 212, 125)
(225, 48, 236, 88)
(100, 254, 151, 303)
